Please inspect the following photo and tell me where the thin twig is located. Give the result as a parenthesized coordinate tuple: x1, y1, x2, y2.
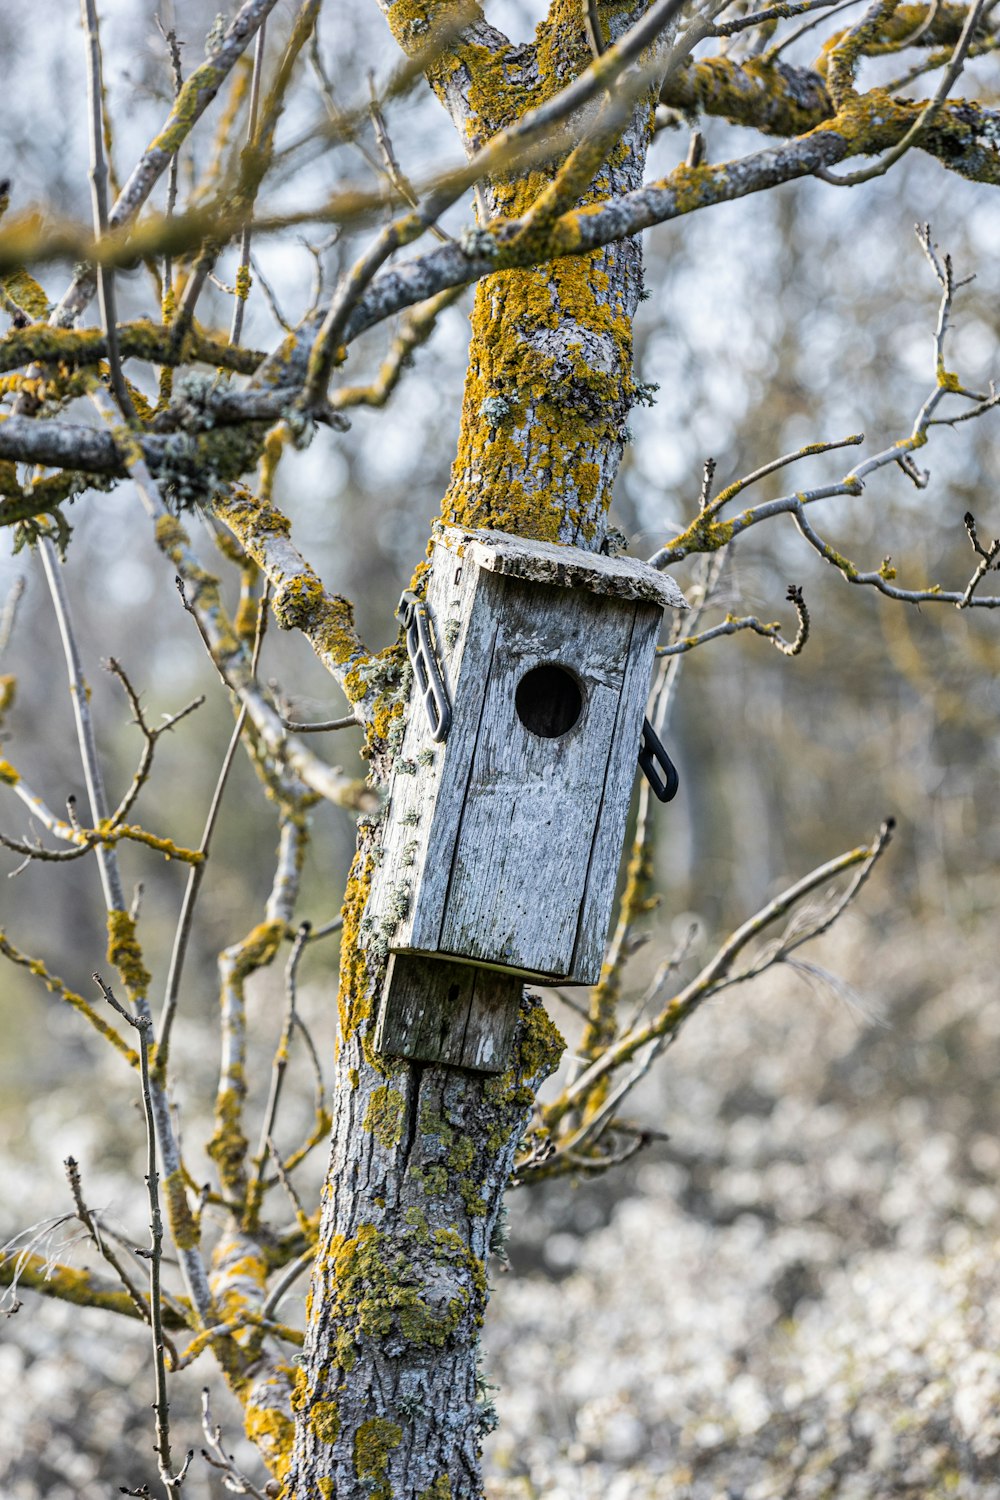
(154, 14, 184, 308)
(958, 510, 1000, 606)
(279, 713, 359, 732)
(200, 1388, 270, 1499)
(584, 0, 607, 57)
(0, 573, 26, 660)
(539, 822, 895, 1168)
(765, 0, 865, 57)
(712, 0, 841, 38)
(93, 973, 189, 1499)
(38, 538, 125, 910)
(246, 922, 312, 1225)
(230, 21, 268, 347)
(155, 590, 268, 1076)
(64, 1156, 176, 1361)
(265, 1137, 312, 1235)
(368, 72, 452, 244)
(104, 657, 204, 828)
(656, 584, 810, 657)
(702, 432, 864, 521)
(261, 1246, 315, 1321)
(80, 0, 133, 418)
(303, 914, 343, 943)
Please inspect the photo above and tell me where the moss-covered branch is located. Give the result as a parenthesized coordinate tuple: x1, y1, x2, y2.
(1, 1248, 191, 1328)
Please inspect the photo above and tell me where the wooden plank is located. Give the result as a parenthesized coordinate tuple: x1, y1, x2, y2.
(572, 601, 664, 981)
(364, 541, 484, 955)
(436, 575, 636, 979)
(374, 953, 521, 1072)
(405, 553, 501, 952)
(454, 526, 688, 611)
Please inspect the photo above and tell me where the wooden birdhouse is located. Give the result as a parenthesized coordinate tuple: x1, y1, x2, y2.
(365, 526, 686, 1071)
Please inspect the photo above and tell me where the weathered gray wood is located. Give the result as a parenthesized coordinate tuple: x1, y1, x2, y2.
(364, 526, 687, 1006)
(375, 953, 522, 1071)
(437, 574, 637, 979)
(365, 543, 486, 958)
(458, 527, 687, 611)
(572, 600, 663, 978)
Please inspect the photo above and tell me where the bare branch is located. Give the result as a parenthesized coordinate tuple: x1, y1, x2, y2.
(534, 821, 895, 1173)
(200, 1388, 271, 1500)
(816, 0, 989, 183)
(93, 972, 181, 1498)
(80, 0, 132, 418)
(156, 592, 269, 1079)
(55, 0, 283, 329)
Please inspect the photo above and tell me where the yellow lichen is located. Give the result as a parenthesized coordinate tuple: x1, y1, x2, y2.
(354, 1416, 403, 1499)
(163, 1169, 200, 1252)
(309, 1399, 341, 1444)
(106, 909, 151, 998)
(418, 1478, 453, 1500)
(363, 1086, 406, 1149)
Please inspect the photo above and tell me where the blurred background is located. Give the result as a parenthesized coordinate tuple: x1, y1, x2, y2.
(1, 0, 999, 1494)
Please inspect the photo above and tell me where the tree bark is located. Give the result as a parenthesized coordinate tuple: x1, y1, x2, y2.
(288, 3, 659, 1494)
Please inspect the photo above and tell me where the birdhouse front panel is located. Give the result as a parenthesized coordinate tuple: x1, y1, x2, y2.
(364, 527, 686, 988)
(434, 573, 661, 980)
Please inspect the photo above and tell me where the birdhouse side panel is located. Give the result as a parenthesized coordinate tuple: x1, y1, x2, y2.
(363, 546, 484, 960)
(400, 549, 507, 952)
(572, 600, 664, 981)
(435, 575, 640, 978)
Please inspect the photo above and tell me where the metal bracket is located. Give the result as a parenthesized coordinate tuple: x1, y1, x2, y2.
(397, 590, 452, 743)
(639, 716, 679, 803)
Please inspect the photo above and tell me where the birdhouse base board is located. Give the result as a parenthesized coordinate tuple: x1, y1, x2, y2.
(374, 954, 522, 1073)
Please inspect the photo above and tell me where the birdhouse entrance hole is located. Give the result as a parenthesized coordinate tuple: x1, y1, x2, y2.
(514, 662, 583, 738)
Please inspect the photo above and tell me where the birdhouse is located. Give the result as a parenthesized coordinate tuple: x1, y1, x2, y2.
(365, 526, 686, 1071)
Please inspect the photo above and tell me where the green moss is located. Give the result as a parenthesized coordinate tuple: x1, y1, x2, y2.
(153, 513, 190, 552)
(420, 1165, 448, 1197)
(447, 1136, 475, 1173)
(338, 853, 380, 1046)
(404, 1207, 431, 1243)
(149, 62, 225, 157)
(243, 1399, 295, 1488)
(363, 1086, 406, 1149)
(420, 1103, 454, 1145)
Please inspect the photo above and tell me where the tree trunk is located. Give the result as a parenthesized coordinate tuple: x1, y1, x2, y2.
(288, 4, 658, 1494)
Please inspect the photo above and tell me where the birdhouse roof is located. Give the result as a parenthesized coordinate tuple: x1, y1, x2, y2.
(438, 527, 687, 611)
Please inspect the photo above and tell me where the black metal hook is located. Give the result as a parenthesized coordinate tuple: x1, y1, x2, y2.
(638, 717, 679, 803)
(397, 590, 452, 743)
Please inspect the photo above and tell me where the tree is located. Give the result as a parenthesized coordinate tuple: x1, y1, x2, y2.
(0, 0, 998, 1495)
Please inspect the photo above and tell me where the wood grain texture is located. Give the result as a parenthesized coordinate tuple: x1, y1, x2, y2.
(437, 574, 638, 979)
(365, 529, 683, 994)
(364, 540, 485, 956)
(455, 527, 688, 611)
(571, 600, 663, 979)
(375, 953, 522, 1071)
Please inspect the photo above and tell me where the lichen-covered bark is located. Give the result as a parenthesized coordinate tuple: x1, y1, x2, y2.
(289, 3, 659, 1495)
(441, 0, 657, 546)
